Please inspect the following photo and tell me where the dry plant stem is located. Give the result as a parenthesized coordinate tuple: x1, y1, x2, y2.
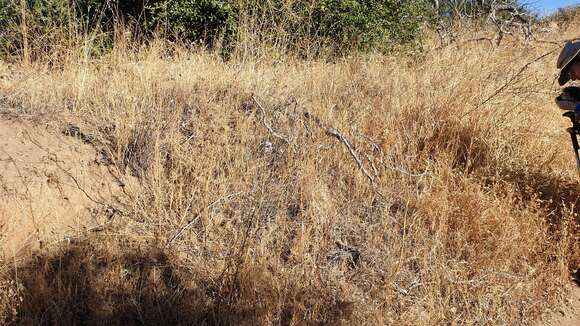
(0, 24, 578, 324)
(473, 48, 558, 112)
(252, 95, 290, 144)
(463, 37, 494, 46)
(326, 127, 375, 185)
(365, 153, 379, 177)
(357, 132, 430, 177)
(50, 158, 111, 208)
(165, 192, 244, 247)
(19, 0, 29, 65)
(305, 111, 375, 184)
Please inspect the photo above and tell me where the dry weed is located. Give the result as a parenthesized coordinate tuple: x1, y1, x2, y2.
(0, 21, 577, 325)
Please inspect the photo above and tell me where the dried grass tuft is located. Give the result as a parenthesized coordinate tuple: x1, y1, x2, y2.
(0, 20, 578, 325)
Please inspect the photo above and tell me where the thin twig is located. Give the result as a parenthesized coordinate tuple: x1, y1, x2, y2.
(165, 192, 243, 247)
(462, 37, 494, 46)
(304, 111, 375, 185)
(356, 131, 430, 178)
(326, 127, 375, 185)
(467, 48, 558, 116)
(385, 165, 430, 177)
(365, 153, 379, 177)
(252, 96, 290, 144)
(49, 156, 111, 207)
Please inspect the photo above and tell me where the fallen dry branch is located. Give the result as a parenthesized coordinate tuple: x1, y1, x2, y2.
(303, 111, 375, 185)
(252, 95, 291, 144)
(165, 192, 244, 247)
(469, 47, 559, 114)
(325, 127, 375, 185)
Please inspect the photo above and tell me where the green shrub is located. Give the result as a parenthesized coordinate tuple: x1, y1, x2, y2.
(0, 0, 18, 52)
(0, 0, 72, 58)
(143, 0, 238, 46)
(0, 0, 432, 58)
(0, 0, 17, 28)
(234, 0, 430, 54)
(0, 0, 71, 31)
(307, 0, 429, 51)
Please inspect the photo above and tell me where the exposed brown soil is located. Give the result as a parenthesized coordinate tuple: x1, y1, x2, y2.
(0, 114, 122, 258)
(543, 281, 580, 326)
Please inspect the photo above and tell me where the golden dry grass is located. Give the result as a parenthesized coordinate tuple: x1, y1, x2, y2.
(0, 19, 578, 325)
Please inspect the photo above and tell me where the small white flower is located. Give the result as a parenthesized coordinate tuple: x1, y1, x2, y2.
(262, 140, 273, 155)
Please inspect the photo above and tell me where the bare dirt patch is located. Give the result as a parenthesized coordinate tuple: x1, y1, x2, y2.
(559, 285, 580, 326)
(0, 114, 122, 258)
(544, 269, 580, 326)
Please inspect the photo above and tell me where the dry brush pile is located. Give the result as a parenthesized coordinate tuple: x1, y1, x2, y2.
(0, 21, 578, 325)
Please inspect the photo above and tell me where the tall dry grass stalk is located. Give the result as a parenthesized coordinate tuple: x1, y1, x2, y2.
(0, 18, 578, 325)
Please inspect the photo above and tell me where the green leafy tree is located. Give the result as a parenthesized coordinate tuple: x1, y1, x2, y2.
(0, 0, 437, 57)
(308, 0, 429, 51)
(143, 0, 238, 44)
(0, 0, 72, 58)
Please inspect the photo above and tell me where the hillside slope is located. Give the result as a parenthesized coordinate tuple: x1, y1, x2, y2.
(0, 115, 123, 257)
(0, 20, 578, 325)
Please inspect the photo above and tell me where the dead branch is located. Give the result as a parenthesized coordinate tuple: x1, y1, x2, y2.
(364, 153, 379, 177)
(433, 1, 538, 48)
(303, 111, 376, 184)
(326, 127, 374, 184)
(463, 37, 494, 46)
(487, 1, 534, 44)
(467, 47, 558, 115)
(356, 131, 431, 178)
(165, 192, 243, 247)
(252, 96, 290, 144)
(310, 116, 375, 185)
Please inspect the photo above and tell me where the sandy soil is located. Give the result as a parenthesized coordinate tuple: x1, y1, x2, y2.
(544, 281, 580, 326)
(0, 115, 121, 258)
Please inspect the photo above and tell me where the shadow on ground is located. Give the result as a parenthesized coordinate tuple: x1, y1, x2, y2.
(1, 235, 352, 326)
(483, 168, 580, 271)
(3, 238, 257, 326)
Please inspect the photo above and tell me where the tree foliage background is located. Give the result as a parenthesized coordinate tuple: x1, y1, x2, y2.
(0, 0, 532, 57)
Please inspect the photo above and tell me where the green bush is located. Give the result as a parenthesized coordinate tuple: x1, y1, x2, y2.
(0, 0, 17, 51)
(0, 0, 72, 58)
(308, 0, 429, 51)
(237, 0, 430, 53)
(72, 0, 144, 28)
(0, 0, 17, 28)
(0, 0, 71, 30)
(0, 0, 432, 58)
(147, 0, 237, 41)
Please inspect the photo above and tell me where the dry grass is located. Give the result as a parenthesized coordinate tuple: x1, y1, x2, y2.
(0, 20, 578, 325)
